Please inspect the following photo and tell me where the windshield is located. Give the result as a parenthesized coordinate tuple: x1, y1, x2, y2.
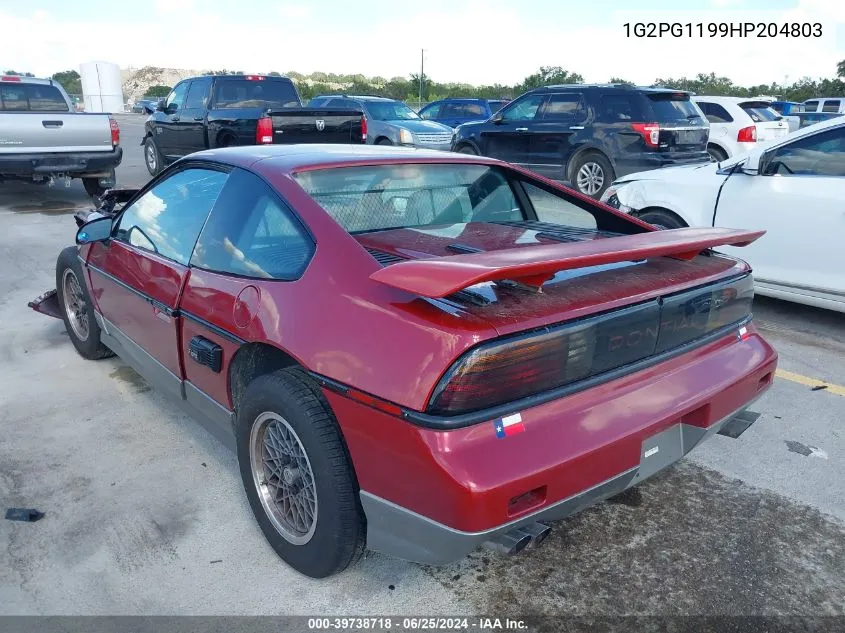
(364, 101, 420, 121)
(740, 102, 782, 122)
(293, 164, 524, 233)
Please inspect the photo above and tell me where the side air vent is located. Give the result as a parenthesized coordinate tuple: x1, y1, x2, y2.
(365, 247, 406, 266)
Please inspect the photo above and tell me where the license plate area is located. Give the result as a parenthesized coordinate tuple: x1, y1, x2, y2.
(630, 424, 685, 484)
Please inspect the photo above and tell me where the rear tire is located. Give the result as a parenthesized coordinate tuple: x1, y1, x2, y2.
(707, 144, 728, 162)
(144, 136, 163, 176)
(82, 178, 105, 198)
(637, 208, 687, 230)
(236, 367, 365, 578)
(456, 144, 478, 155)
(375, 137, 393, 145)
(570, 152, 614, 199)
(56, 247, 114, 360)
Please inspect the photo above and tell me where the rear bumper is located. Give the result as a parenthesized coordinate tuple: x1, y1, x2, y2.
(0, 147, 123, 177)
(329, 324, 777, 565)
(615, 151, 709, 177)
(360, 398, 762, 565)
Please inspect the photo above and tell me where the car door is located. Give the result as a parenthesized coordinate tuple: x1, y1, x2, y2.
(178, 167, 315, 438)
(85, 166, 230, 399)
(418, 101, 442, 122)
(697, 101, 734, 153)
(480, 92, 546, 165)
(715, 124, 845, 303)
(438, 102, 466, 128)
(527, 92, 587, 180)
(154, 80, 190, 158)
(178, 77, 212, 154)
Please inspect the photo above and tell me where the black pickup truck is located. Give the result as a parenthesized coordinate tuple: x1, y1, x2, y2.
(142, 74, 366, 175)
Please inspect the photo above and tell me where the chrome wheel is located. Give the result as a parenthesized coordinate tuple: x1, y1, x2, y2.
(249, 412, 318, 545)
(576, 161, 605, 196)
(61, 268, 89, 342)
(145, 142, 157, 172)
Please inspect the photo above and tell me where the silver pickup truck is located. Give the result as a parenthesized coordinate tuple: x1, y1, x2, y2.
(0, 75, 123, 196)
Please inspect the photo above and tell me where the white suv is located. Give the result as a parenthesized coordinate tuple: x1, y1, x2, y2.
(693, 96, 789, 161)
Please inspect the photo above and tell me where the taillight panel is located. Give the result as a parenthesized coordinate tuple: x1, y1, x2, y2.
(109, 118, 120, 146)
(631, 122, 661, 148)
(427, 274, 754, 417)
(737, 125, 757, 142)
(256, 116, 273, 144)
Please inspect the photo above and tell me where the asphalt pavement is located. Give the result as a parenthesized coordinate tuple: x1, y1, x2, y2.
(1, 115, 843, 621)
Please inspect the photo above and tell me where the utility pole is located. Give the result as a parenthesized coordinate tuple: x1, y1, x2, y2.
(419, 48, 425, 106)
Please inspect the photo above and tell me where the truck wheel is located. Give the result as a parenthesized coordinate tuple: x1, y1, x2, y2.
(144, 136, 163, 176)
(570, 152, 614, 199)
(82, 178, 105, 198)
(637, 208, 687, 230)
(56, 247, 114, 360)
(375, 138, 393, 145)
(236, 367, 365, 578)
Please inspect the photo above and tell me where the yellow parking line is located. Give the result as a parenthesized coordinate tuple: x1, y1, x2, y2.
(775, 369, 845, 397)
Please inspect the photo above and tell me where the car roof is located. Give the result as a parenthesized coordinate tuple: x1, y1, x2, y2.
(694, 95, 773, 104)
(188, 144, 504, 175)
(313, 95, 395, 102)
(534, 84, 689, 95)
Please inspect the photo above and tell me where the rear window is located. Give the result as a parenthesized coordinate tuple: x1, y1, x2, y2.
(0, 83, 68, 111)
(646, 93, 703, 122)
(292, 164, 524, 233)
(739, 102, 781, 122)
(213, 78, 299, 109)
(805, 100, 819, 111)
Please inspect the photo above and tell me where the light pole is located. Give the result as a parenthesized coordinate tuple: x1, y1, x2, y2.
(419, 48, 425, 107)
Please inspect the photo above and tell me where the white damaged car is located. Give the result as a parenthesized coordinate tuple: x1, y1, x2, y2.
(600, 117, 845, 313)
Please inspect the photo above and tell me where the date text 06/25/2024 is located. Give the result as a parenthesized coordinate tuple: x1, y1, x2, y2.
(624, 22, 822, 38)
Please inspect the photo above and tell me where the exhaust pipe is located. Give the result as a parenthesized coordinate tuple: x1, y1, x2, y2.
(482, 522, 552, 556)
(516, 522, 551, 549)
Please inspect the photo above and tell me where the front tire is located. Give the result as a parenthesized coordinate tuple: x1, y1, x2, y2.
(637, 208, 687, 230)
(570, 152, 614, 199)
(236, 368, 365, 578)
(56, 247, 114, 360)
(375, 137, 393, 145)
(144, 136, 163, 176)
(707, 144, 728, 162)
(456, 144, 478, 155)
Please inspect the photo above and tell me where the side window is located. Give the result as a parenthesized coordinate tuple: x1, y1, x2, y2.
(598, 94, 638, 122)
(165, 82, 189, 111)
(522, 182, 597, 229)
(822, 100, 841, 113)
(762, 126, 845, 177)
(184, 78, 211, 110)
(464, 102, 486, 117)
(440, 102, 465, 118)
(114, 168, 228, 264)
(500, 93, 545, 121)
(191, 168, 313, 280)
(540, 94, 585, 122)
(419, 103, 442, 119)
(701, 102, 733, 123)
(804, 100, 819, 112)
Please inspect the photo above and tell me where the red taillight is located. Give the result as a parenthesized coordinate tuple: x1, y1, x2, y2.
(245, 75, 265, 81)
(109, 118, 120, 147)
(631, 122, 660, 148)
(428, 324, 595, 415)
(256, 116, 273, 144)
(361, 115, 368, 142)
(1, 75, 22, 82)
(737, 125, 757, 142)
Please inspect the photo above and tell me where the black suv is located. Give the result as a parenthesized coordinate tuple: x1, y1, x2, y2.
(450, 84, 710, 198)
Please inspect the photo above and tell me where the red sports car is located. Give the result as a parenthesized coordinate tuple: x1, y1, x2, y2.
(31, 145, 777, 578)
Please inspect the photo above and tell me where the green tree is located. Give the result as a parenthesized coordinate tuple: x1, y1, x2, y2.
(146, 85, 171, 98)
(51, 69, 82, 94)
(609, 77, 634, 85)
(838, 59, 845, 78)
(518, 66, 584, 93)
(268, 71, 281, 76)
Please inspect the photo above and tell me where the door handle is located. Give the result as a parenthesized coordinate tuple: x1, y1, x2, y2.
(193, 116, 203, 121)
(42, 120, 64, 128)
(515, 127, 528, 132)
(569, 126, 585, 130)
(170, 115, 180, 122)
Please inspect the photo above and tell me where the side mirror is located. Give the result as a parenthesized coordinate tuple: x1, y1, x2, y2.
(740, 147, 765, 175)
(490, 112, 504, 124)
(76, 216, 113, 245)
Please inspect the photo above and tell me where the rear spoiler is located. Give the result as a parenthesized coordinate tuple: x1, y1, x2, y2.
(369, 227, 764, 298)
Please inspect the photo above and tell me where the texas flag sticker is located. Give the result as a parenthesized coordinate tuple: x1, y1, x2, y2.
(494, 413, 525, 438)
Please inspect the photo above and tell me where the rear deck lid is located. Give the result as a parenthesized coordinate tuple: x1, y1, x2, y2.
(739, 101, 790, 141)
(645, 92, 709, 152)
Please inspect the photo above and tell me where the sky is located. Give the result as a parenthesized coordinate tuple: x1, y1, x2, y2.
(1, 0, 843, 87)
